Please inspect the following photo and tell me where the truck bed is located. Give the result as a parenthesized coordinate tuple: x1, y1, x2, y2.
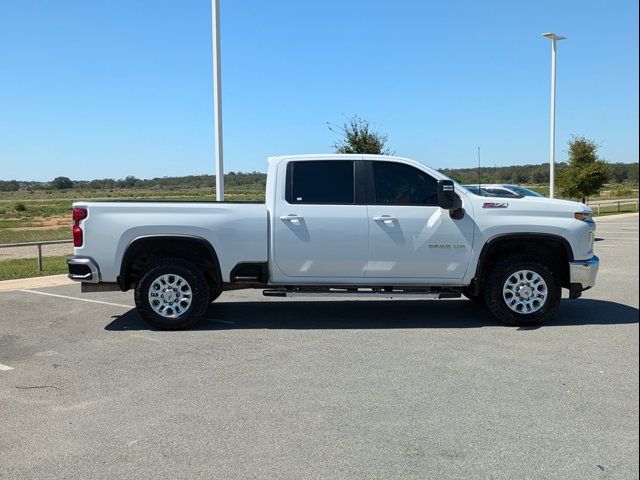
(73, 201, 268, 283)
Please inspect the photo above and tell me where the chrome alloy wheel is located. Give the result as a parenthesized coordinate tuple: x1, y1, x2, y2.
(148, 274, 192, 318)
(502, 269, 548, 314)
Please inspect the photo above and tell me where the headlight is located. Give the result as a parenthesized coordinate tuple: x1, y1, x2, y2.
(575, 212, 593, 222)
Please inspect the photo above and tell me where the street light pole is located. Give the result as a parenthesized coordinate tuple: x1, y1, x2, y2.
(212, 0, 224, 201)
(542, 33, 566, 199)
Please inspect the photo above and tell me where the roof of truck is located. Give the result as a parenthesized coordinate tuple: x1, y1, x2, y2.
(268, 153, 424, 164)
(266, 154, 451, 182)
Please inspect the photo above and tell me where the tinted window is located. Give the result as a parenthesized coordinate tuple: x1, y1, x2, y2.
(372, 162, 438, 205)
(289, 161, 354, 203)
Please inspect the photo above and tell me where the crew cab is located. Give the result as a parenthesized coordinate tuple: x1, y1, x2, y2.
(67, 154, 599, 330)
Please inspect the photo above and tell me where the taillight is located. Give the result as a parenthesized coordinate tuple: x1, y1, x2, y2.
(73, 225, 83, 247)
(73, 208, 88, 222)
(72, 208, 87, 247)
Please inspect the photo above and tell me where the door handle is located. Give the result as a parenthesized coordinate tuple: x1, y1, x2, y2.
(373, 215, 397, 224)
(280, 214, 303, 224)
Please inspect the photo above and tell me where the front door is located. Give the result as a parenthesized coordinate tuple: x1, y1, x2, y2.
(273, 160, 368, 278)
(365, 161, 474, 281)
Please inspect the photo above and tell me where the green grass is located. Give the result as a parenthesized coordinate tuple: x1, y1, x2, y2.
(0, 219, 39, 228)
(0, 228, 71, 244)
(519, 184, 638, 201)
(0, 199, 72, 219)
(0, 255, 68, 281)
(0, 186, 265, 220)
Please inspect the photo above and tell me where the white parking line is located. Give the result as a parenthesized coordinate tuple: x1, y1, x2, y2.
(19, 290, 235, 324)
(0, 364, 14, 371)
(19, 289, 133, 309)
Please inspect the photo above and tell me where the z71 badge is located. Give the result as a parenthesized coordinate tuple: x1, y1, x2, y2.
(482, 202, 509, 208)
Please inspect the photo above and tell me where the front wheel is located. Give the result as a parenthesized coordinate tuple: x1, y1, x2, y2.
(134, 258, 210, 330)
(208, 288, 222, 304)
(484, 255, 561, 326)
(462, 287, 484, 303)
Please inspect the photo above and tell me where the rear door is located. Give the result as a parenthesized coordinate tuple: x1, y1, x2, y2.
(365, 161, 474, 280)
(273, 160, 369, 278)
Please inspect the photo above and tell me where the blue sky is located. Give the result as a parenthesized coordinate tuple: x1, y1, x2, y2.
(0, 0, 638, 181)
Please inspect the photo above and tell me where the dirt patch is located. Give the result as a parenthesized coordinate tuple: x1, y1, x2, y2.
(6, 215, 69, 231)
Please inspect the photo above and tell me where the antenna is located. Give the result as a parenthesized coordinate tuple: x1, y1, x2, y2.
(477, 146, 481, 190)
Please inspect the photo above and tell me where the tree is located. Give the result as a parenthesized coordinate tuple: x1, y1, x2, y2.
(629, 163, 639, 184)
(119, 176, 139, 188)
(609, 163, 629, 184)
(558, 136, 609, 203)
(51, 176, 74, 189)
(0, 180, 20, 192)
(329, 115, 393, 155)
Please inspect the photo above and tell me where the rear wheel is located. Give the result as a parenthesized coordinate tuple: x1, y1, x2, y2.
(134, 258, 209, 330)
(208, 288, 222, 304)
(484, 255, 561, 326)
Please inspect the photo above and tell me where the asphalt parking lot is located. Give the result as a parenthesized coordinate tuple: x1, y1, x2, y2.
(1, 216, 638, 480)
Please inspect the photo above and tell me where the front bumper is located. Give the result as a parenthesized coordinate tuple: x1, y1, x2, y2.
(67, 256, 100, 283)
(568, 255, 599, 298)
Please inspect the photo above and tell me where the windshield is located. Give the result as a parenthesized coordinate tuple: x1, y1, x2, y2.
(505, 185, 544, 197)
(462, 185, 518, 198)
(463, 185, 483, 195)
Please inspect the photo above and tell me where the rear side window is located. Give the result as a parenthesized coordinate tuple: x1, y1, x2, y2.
(288, 161, 354, 204)
(372, 161, 438, 205)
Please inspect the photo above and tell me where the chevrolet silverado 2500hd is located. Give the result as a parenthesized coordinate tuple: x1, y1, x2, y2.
(67, 154, 599, 329)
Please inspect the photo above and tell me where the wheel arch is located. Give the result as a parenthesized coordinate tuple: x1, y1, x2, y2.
(472, 233, 574, 292)
(117, 235, 222, 292)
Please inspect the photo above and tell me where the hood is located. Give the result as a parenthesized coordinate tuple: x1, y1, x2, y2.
(515, 196, 590, 212)
(462, 192, 590, 218)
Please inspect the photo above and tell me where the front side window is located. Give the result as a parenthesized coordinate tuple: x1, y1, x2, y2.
(372, 162, 438, 205)
(288, 161, 354, 204)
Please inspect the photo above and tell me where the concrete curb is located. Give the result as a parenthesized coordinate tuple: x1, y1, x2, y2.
(0, 274, 74, 293)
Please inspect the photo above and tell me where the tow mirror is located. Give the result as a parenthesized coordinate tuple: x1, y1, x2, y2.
(437, 180, 463, 211)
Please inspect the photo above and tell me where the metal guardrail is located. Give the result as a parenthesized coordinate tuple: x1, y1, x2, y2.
(0, 239, 72, 271)
(588, 199, 639, 215)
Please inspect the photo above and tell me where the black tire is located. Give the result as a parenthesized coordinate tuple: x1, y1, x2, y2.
(462, 287, 484, 303)
(134, 257, 210, 330)
(208, 288, 222, 304)
(484, 254, 561, 326)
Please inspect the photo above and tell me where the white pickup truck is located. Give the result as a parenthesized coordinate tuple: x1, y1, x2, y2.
(67, 154, 599, 329)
